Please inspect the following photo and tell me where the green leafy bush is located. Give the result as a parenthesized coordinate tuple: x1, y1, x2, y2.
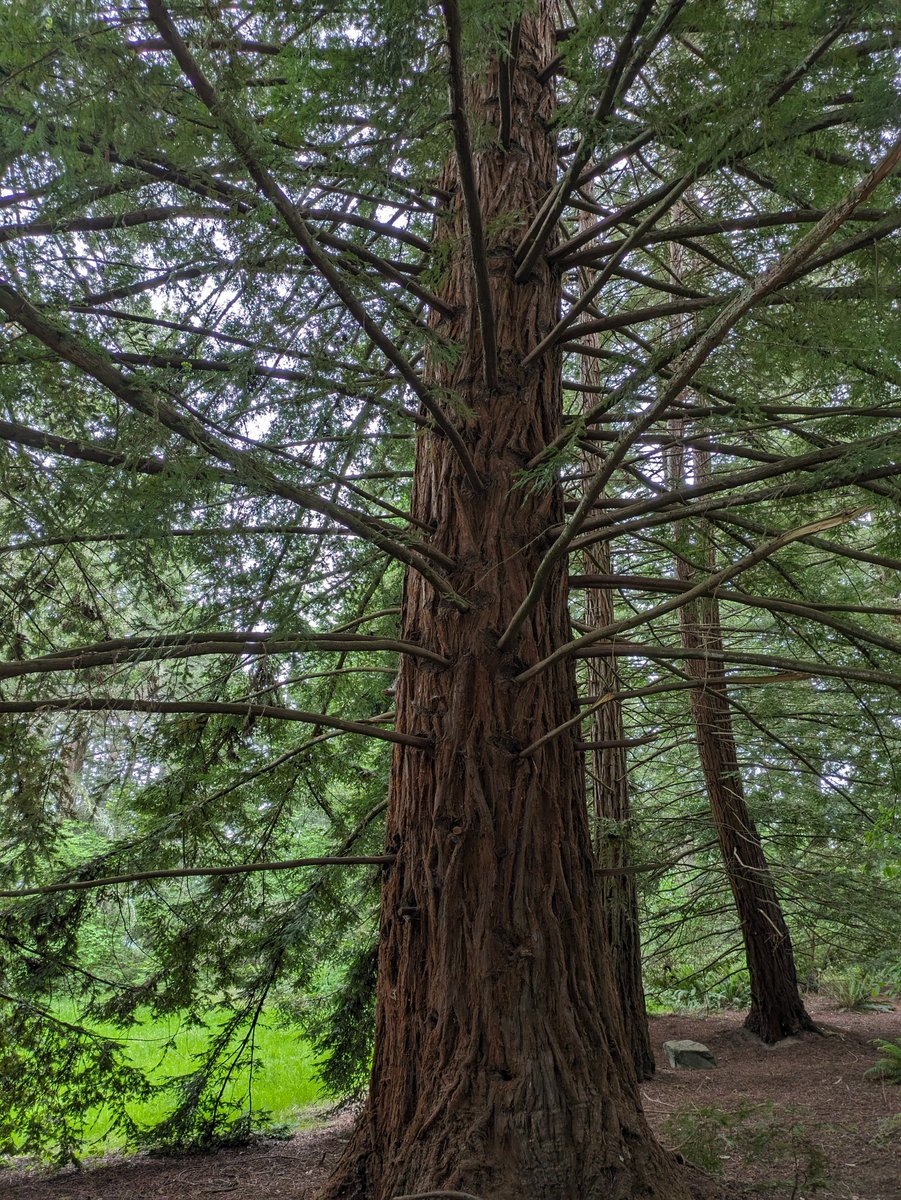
(650, 968, 752, 1014)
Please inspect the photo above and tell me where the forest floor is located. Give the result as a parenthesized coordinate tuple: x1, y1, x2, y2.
(4, 997, 899, 1200)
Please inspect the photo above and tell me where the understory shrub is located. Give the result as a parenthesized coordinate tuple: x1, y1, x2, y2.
(864, 1038, 901, 1085)
(663, 1101, 829, 1193)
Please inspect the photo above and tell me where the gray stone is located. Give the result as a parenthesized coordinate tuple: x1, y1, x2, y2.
(663, 1039, 717, 1069)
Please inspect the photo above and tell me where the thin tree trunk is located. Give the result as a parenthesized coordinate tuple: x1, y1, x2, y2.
(676, 571, 818, 1042)
(578, 210, 654, 1083)
(321, 11, 687, 1198)
(666, 359, 815, 1041)
(583, 539, 657, 1078)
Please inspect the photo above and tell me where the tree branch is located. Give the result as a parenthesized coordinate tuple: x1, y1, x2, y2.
(0, 205, 225, 244)
(514, 0, 676, 280)
(0, 631, 447, 679)
(0, 698, 430, 748)
(440, 0, 498, 390)
(516, 672, 814, 757)
(145, 0, 483, 493)
(569, 572, 901, 618)
(516, 508, 865, 680)
(498, 132, 901, 650)
(577, 642, 901, 690)
(0, 417, 231, 479)
(0, 279, 466, 603)
(0, 525, 397, 556)
(556, 206, 894, 267)
(0, 855, 396, 900)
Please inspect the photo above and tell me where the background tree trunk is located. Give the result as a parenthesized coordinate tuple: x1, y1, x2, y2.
(669, 442, 815, 1042)
(322, 10, 686, 1198)
(582, 539, 657, 1079)
(676, 559, 818, 1043)
(664, 230, 815, 1045)
(578, 208, 654, 1083)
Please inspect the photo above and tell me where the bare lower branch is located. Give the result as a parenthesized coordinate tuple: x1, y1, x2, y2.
(562, 281, 901, 341)
(577, 643, 901, 691)
(516, 508, 865, 680)
(0, 525, 396, 555)
(517, 690, 614, 760)
(568, 574, 901, 653)
(556, 206, 894, 267)
(0, 631, 449, 681)
(441, 0, 498, 390)
(516, 672, 813, 758)
(713, 511, 901, 577)
(570, 458, 900, 552)
(0, 417, 231, 479)
(0, 855, 396, 900)
(0, 205, 224, 244)
(0, 698, 430, 748)
(575, 733, 658, 751)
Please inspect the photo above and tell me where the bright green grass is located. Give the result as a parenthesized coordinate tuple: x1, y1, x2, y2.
(59, 1006, 326, 1151)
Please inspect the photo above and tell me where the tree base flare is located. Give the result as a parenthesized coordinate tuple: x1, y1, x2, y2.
(319, 1104, 695, 1200)
(744, 1000, 820, 1045)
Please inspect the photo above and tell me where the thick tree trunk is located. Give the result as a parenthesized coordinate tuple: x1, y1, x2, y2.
(321, 11, 686, 1199)
(578, 203, 654, 1082)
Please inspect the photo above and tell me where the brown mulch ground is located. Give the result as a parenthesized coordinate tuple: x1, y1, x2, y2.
(3, 997, 899, 1200)
(644, 997, 900, 1199)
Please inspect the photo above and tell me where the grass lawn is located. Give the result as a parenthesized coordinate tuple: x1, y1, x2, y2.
(58, 1006, 327, 1152)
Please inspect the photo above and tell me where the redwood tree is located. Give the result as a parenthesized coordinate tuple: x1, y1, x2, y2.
(321, 10, 679, 1196)
(665, 238, 814, 1043)
(678, 578, 818, 1042)
(1, 0, 900, 1188)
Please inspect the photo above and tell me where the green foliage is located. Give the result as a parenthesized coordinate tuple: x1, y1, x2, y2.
(301, 940, 379, 1100)
(864, 1038, 901, 1085)
(680, 972, 753, 1014)
(0, 1001, 323, 1161)
(823, 967, 895, 1013)
(0, 1000, 155, 1165)
(663, 1101, 829, 1192)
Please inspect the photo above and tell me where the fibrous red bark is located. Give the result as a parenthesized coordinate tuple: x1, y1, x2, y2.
(321, 9, 687, 1198)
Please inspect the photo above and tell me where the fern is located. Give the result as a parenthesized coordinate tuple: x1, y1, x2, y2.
(865, 1039, 901, 1085)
